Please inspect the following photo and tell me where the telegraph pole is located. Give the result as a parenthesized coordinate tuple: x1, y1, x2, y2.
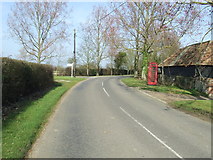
(73, 29, 76, 77)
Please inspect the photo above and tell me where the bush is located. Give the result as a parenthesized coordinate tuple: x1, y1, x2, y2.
(65, 67, 97, 76)
(64, 67, 129, 76)
(2, 57, 53, 108)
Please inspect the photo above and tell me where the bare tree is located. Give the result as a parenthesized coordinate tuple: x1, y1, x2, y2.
(113, 2, 203, 80)
(149, 30, 181, 63)
(126, 50, 135, 75)
(55, 44, 69, 67)
(78, 25, 95, 76)
(113, 2, 143, 78)
(178, 0, 212, 42)
(8, 1, 69, 63)
(104, 14, 123, 75)
(17, 48, 32, 61)
(178, 0, 212, 6)
(81, 6, 110, 76)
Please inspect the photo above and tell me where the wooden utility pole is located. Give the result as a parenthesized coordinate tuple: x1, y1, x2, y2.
(73, 29, 76, 77)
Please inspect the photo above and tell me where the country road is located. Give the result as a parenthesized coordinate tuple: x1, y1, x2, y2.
(28, 76, 211, 158)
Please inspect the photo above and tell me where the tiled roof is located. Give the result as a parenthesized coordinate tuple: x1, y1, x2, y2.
(162, 41, 213, 66)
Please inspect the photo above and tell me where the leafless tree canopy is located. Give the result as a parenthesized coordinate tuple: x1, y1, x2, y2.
(80, 6, 111, 75)
(111, 2, 204, 78)
(78, 24, 95, 76)
(8, 2, 69, 63)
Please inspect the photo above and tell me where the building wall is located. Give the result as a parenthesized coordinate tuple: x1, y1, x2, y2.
(195, 66, 213, 78)
(162, 65, 213, 78)
(163, 66, 196, 77)
(158, 65, 213, 98)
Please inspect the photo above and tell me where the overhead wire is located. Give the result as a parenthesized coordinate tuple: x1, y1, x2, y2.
(87, 1, 126, 28)
(99, 2, 126, 22)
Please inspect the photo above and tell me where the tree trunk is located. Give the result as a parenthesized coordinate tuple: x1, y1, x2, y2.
(141, 67, 147, 81)
(96, 64, 100, 76)
(87, 69, 89, 76)
(37, 56, 41, 64)
(86, 64, 89, 76)
(141, 51, 148, 80)
(134, 54, 139, 78)
(162, 65, 165, 85)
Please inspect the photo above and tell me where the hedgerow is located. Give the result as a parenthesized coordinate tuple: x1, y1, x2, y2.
(2, 58, 53, 112)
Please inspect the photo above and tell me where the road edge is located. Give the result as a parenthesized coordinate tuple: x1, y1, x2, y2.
(26, 78, 88, 158)
(119, 79, 167, 104)
(120, 79, 211, 122)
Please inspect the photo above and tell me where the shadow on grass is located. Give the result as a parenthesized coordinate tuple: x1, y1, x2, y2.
(176, 100, 196, 107)
(3, 82, 63, 126)
(123, 78, 208, 98)
(170, 100, 212, 120)
(187, 89, 208, 97)
(141, 85, 207, 97)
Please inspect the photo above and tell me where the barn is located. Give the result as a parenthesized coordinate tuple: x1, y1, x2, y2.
(158, 40, 213, 98)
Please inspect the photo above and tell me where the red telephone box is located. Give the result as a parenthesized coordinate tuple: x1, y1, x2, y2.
(147, 62, 158, 85)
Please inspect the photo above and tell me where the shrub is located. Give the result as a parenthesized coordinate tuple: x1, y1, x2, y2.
(2, 57, 53, 109)
(64, 67, 129, 76)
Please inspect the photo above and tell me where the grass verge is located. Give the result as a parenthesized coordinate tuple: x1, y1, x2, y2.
(170, 100, 212, 119)
(121, 77, 205, 96)
(54, 76, 76, 80)
(2, 77, 85, 158)
(121, 77, 212, 120)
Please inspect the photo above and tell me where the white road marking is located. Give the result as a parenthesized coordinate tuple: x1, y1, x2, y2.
(141, 91, 167, 104)
(103, 88, 110, 97)
(120, 107, 183, 159)
(102, 82, 104, 87)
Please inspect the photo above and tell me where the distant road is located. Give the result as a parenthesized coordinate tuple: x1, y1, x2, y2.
(28, 76, 211, 158)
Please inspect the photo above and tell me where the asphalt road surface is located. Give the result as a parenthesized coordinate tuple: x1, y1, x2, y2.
(28, 76, 211, 158)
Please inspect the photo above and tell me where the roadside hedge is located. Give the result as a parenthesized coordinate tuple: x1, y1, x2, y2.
(2, 57, 53, 108)
(64, 67, 129, 76)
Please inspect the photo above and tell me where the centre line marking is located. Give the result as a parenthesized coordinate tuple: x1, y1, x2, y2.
(120, 107, 183, 159)
(103, 88, 110, 97)
(102, 82, 104, 86)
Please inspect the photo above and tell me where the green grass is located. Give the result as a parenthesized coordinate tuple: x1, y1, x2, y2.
(2, 76, 85, 158)
(54, 76, 75, 80)
(121, 78, 203, 96)
(122, 77, 212, 119)
(170, 100, 212, 118)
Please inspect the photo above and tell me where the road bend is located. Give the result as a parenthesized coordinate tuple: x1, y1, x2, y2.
(28, 76, 211, 158)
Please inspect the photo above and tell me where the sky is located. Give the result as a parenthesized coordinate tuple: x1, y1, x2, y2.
(0, 1, 211, 67)
(1, 2, 107, 60)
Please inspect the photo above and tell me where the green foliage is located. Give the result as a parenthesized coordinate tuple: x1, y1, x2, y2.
(122, 77, 204, 96)
(141, 51, 149, 79)
(122, 77, 212, 119)
(2, 57, 53, 110)
(122, 77, 147, 87)
(64, 67, 128, 76)
(114, 52, 127, 71)
(54, 76, 84, 81)
(2, 77, 85, 158)
(170, 100, 212, 118)
(65, 67, 97, 76)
